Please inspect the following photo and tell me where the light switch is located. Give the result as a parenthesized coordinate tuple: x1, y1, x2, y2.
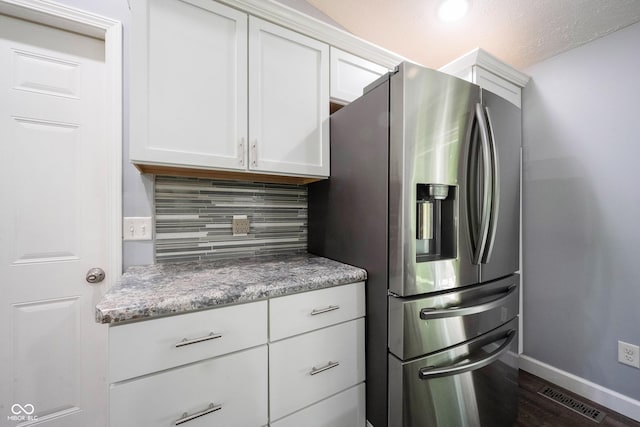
(123, 217, 153, 241)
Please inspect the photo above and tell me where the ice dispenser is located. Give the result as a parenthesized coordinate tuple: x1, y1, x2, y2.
(416, 184, 456, 262)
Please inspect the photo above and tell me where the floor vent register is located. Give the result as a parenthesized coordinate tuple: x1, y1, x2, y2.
(538, 385, 607, 423)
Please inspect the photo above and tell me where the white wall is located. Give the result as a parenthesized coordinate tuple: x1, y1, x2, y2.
(522, 21, 640, 401)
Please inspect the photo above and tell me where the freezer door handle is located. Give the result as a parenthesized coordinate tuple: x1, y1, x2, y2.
(482, 105, 500, 263)
(472, 103, 493, 265)
(419, 284, 517, 320)
(418, 329, 515, 379)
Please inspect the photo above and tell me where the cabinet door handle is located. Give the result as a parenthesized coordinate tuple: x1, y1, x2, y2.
(175, 332, 222, 348)
(310, 305, 340, 316)
(251, 140, 257, 167)
(175, 403, 222, 425)
(239, 138, 245, 166)
(310, 360, 340, 376)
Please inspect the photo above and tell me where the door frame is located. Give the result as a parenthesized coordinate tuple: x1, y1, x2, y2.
(0, 0, 123, 283)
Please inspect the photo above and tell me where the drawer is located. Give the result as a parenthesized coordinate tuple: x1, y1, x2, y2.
(269, 318, 365, 421)
(110, 345, 268, 427)
(388, 275, 519, 360)
(110, 300, 267, 382)
(388, 319, 518, 427)
(269, 281, 364, 341)
(270, 383, 365, 427)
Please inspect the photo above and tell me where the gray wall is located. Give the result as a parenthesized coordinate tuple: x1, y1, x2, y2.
(522, 21, 640, 400)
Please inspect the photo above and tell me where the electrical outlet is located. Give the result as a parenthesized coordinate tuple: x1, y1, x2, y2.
(123, 217, 153, 241)
(618, 341, 640, 368)
(232, 215, 250, 236)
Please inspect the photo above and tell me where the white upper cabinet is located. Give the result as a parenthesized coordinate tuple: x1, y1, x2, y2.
(330, 47, 388, 104)
(439, 48, 529, 108)
(130, 0, 330, 179)
(130, 0, 248, 170)
(249, 17, 329, 177)
(130, 0, 404, 181)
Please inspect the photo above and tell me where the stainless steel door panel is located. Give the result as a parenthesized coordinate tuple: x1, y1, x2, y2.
(388, 275, 519, 360)
(389, 63, 481, 297)
(479, 89, 521, 281)
(388, 319, 519, 427)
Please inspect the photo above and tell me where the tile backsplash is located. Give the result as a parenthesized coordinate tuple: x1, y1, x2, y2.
(154, 176, 308, 263)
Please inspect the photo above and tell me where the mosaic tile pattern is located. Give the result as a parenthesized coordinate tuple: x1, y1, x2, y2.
(155, 176, 308, 263)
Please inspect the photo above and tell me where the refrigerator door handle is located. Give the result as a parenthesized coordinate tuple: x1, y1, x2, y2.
(467, 112, 480, 254)
(419, 284, 517, 319)
(472, 103, 493, 265)
(482, 105, 500, 263)
(418, 329, 516, 379)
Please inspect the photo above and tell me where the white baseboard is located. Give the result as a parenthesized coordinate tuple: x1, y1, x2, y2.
(519, 355, 640, 422)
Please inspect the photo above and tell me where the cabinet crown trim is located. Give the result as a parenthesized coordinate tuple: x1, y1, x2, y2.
(216, 0, 405, 69)
(440, 48, 530, 88)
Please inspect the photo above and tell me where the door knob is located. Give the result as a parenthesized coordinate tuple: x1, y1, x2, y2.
(86, 267, 105, 284)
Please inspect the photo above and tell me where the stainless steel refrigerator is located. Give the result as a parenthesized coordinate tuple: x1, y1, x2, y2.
(309, 62, 521, 427)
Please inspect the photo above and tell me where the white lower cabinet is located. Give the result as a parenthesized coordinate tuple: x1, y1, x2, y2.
(271, 384, 365, 427)
(108, 282, 366, 426)
(110, 345, 268, 427)
(268, 283, 366, 425)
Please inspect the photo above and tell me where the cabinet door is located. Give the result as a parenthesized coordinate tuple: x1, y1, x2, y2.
(473, 66, 521, 107)
(249, 17, 329, 177)
(330, 47, 388, 104)
(130, 0, 248, 170)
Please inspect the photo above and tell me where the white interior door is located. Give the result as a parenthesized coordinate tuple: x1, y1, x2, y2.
(0, 13, 111, 427)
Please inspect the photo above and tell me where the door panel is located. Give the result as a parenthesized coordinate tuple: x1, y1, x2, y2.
(480, 89, 521, 282)
(13, 298, 81, 417)
(388, 318, 519, 427)
(11, 118, 80, 263)
(0, 14, 110, 426)
(13, 49, 80, 98)
(389, 63, 481, 296)
(388, 275, 519, 360)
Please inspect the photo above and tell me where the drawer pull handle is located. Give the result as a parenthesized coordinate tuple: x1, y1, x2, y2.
(310, 305, 340, 316)
(310, 361, 340, 375)
(175, 403, 221, 425)
(419, 285, 517, 320)
(175, 332, 222, 348)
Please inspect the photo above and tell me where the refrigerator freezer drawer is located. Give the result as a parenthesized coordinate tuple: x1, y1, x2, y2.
(388, 318, 519, 427)
(388, 274, 519, 360)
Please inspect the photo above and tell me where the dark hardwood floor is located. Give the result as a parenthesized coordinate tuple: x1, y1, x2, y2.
(516, 370, 640, 427)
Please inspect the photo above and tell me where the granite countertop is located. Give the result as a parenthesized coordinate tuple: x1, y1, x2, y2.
(95, 254, 367, 324)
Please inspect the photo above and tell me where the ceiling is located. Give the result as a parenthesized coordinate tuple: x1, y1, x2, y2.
(301, 0, 640, 70)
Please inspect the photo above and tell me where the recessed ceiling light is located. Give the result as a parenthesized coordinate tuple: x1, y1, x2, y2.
(437, 0, 470, 23)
